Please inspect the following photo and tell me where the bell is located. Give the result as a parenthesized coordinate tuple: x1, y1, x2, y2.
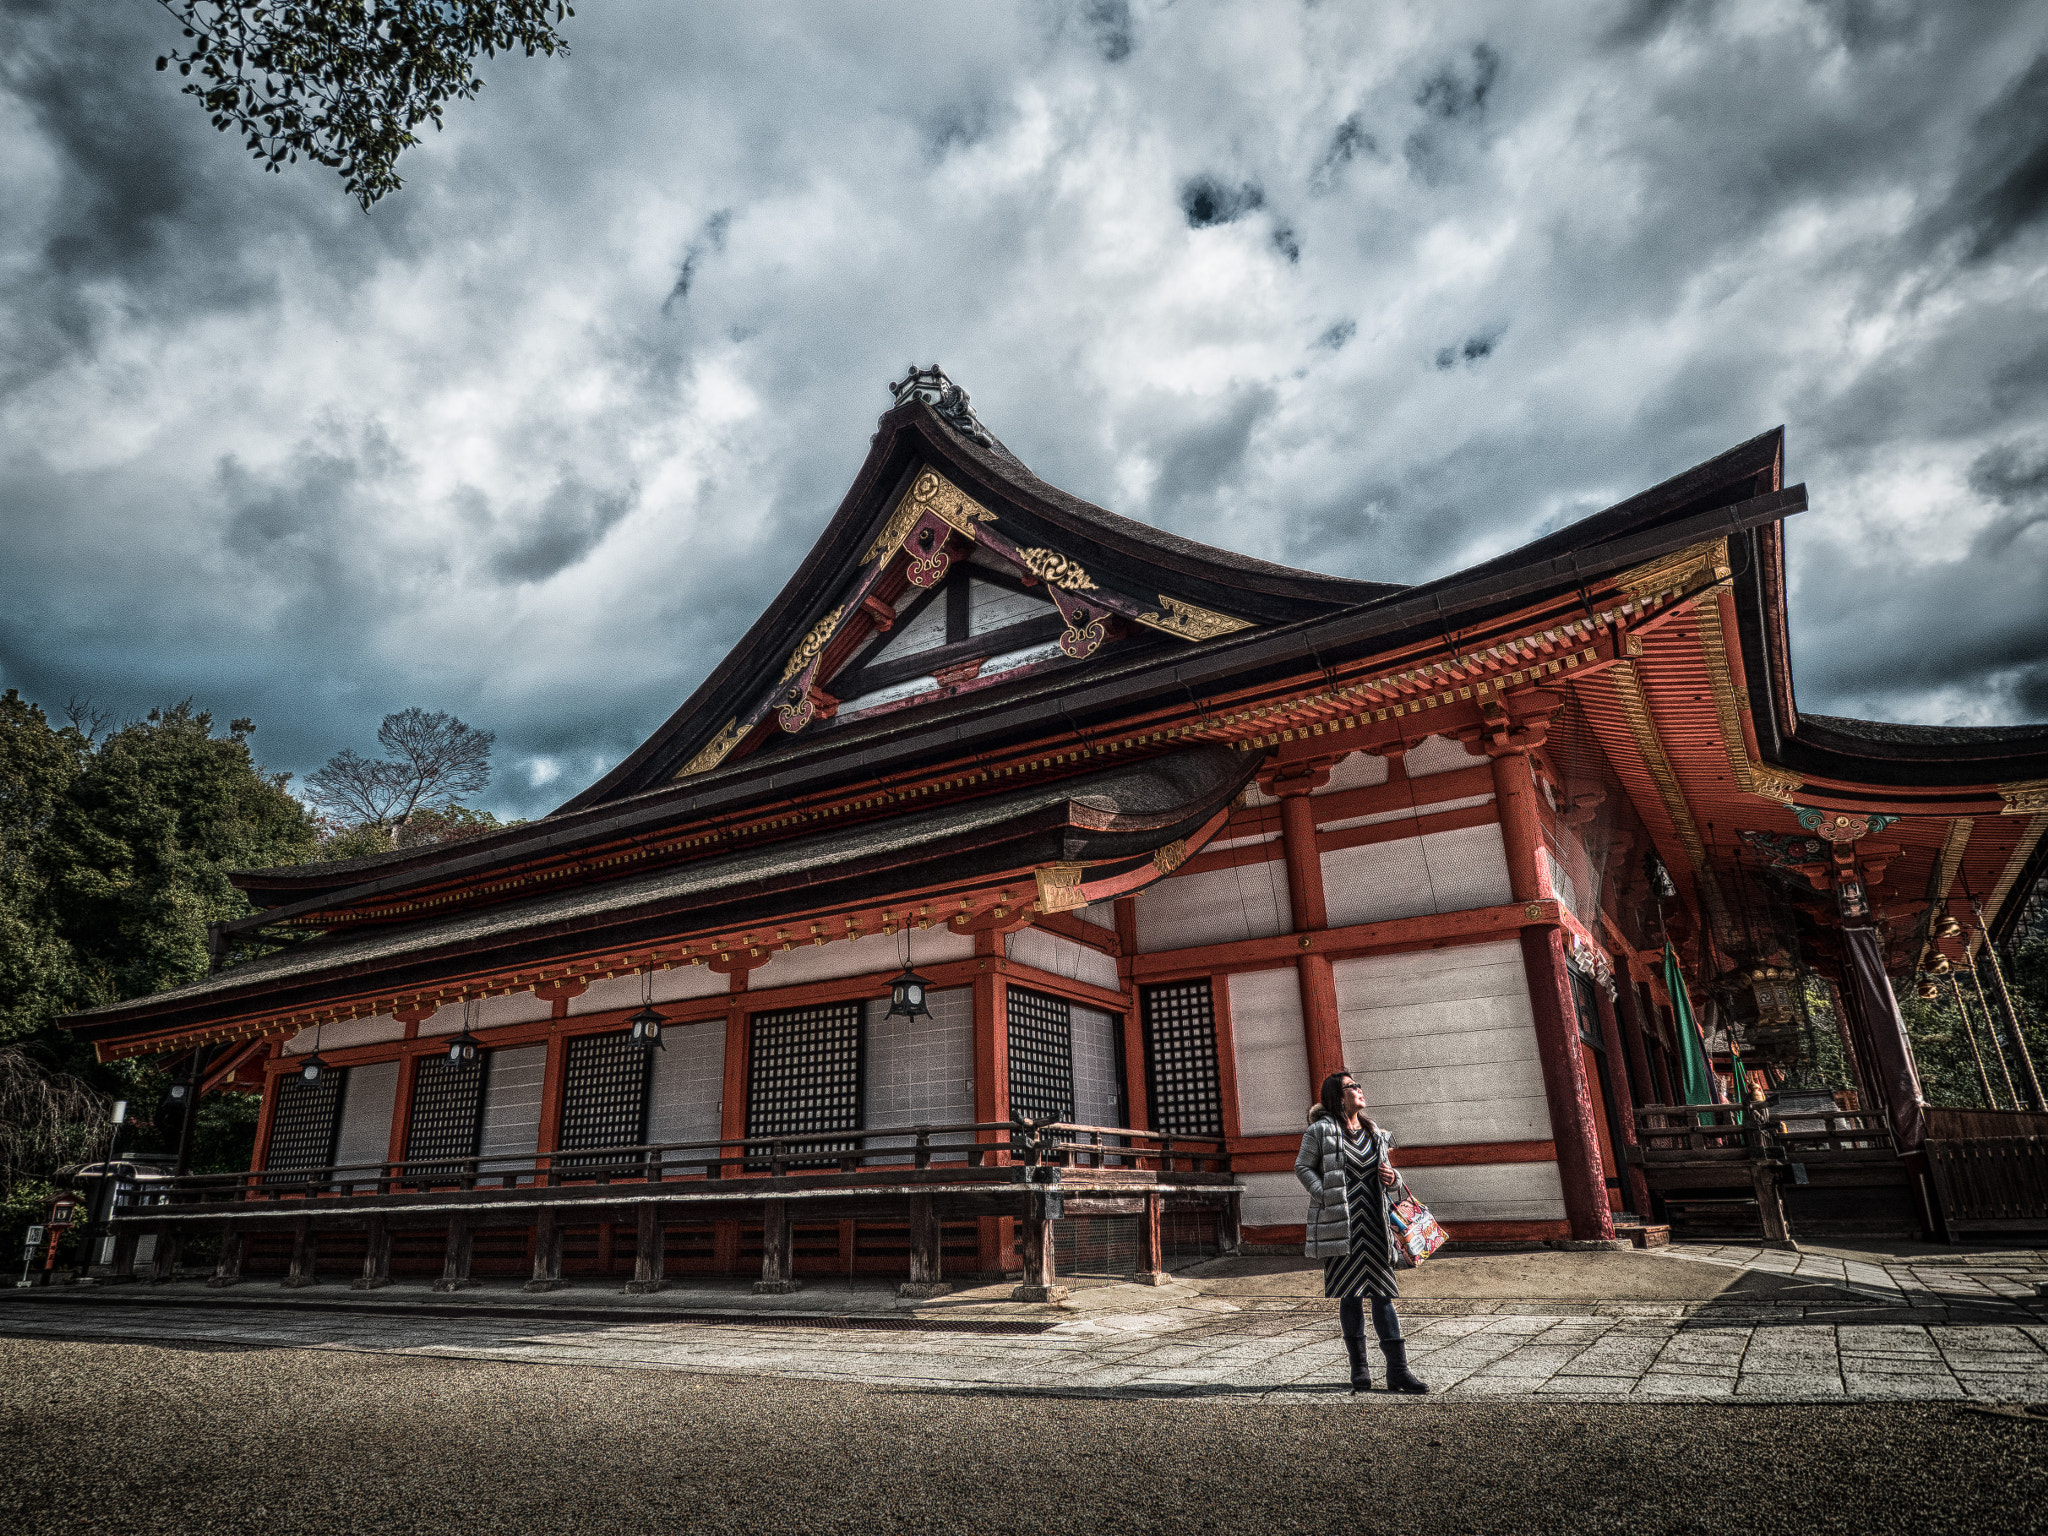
(1917, 981, 1939, 1000)
(1930, 954, 1951, 975)
(1934, 914, 1963, 939)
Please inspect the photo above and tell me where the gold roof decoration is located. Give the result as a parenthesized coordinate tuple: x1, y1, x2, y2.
(861, 468, 996, 565)
(675, 717, 742, 779)
(779, 605, 845, 685)
(1016, 548, 1097, 591)
(1137, 595, 1253, 642)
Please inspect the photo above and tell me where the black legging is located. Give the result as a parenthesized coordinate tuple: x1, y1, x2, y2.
(1341, 1295, 1402, 1345)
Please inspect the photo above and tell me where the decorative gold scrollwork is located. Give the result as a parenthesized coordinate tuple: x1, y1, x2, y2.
(1997, 777, 2048, 815)
(1017, 548, 1097, 591)
(1135, 595, 1252, 641)
(861, 468, 995, 564)
(780, 605, 844, 684)
(676, 718, 742, 778)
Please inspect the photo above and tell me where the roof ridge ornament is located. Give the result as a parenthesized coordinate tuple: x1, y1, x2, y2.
(887, 364, 999, 449)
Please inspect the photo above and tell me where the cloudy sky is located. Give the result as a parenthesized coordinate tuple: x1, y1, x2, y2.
(4, 0, 2046, 822)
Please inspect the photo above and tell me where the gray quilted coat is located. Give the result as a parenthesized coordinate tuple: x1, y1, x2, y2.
(1295, 1106, 1394, 1260)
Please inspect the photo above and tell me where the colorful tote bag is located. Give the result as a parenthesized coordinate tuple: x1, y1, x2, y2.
(1386, 1177, 1449, 1269)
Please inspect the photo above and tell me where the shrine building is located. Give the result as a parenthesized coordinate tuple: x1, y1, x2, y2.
(65, 367, 2048, 1287)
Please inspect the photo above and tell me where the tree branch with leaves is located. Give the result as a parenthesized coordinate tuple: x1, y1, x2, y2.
(155, 1, 574, 209)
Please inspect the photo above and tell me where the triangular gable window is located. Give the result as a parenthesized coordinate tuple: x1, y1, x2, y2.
(828, 567, 1063, 707)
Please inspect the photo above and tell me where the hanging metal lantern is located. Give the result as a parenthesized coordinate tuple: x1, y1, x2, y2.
(300, 1052, 329, 1084)
(446, 1031, 481, 1068)
(628, 1006, 666, 1051)
(887, 966, 933, 1021)
(1643, 850, 1678, 901)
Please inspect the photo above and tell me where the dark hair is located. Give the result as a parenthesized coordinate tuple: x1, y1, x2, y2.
(1319, 1072, 1354, 1120)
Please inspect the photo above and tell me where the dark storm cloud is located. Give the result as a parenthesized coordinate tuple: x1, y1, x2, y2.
(1179, 176, 1265, 227)
(1926, 52, 2048, 263)
(4, 0, 2048, 829)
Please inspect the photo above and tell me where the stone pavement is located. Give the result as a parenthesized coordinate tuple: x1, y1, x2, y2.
(5, 1241, 2046, 1406)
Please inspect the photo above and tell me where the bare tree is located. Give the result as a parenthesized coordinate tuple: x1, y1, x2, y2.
(0, 1046, 109, 1193)
(306, 708, 494, 835)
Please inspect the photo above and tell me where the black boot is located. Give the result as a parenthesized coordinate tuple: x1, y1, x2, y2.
(1381, 1339, 1428, 1395)
(1343, 1329, 1372, 1393)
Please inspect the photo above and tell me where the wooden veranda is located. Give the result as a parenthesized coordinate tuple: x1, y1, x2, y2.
(101, 1120, 1239, 1300)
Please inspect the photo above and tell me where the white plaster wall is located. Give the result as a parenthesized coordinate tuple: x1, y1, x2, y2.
(284, 1013, 405, 1054)
(1405, 733, 1484, 777)
(864, 985, 974, 1156)
(1395, 1162, 1567, 1223)
(420, 989, 553, 1036)
(1226, 968, 1313, 1136)
(478, 1043, 547, 1175)
(1320, 822, 1512, 928)
(1316, 751, 1389, 794)
(332, 1061, 398, 1175)
(747, 926, 975, 990)
(646, 1019, 727, 1157)
(1134, 861, 1292, 952)
(969, 578, 1053, 634)
(1077, 902, 1115, 930)
(1332, 941, 1553, 1147)
(1238, 1169, 1308, 1231)
(1006, 926, 1120, 992)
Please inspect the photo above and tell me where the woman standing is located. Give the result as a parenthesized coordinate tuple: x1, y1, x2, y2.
(1296, 1071, 1429, 1394)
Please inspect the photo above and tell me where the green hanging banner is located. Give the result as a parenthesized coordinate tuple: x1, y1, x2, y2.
(1665, 942, 1719, 1107)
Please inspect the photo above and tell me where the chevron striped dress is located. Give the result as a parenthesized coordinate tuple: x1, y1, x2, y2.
(1322, 1124, 1399, 1299)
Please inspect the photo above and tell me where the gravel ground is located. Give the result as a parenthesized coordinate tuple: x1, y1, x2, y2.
(3, 1339, 2045, 1535)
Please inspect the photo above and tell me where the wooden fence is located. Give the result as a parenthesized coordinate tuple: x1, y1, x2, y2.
(1923, 1137, 2048, 1236)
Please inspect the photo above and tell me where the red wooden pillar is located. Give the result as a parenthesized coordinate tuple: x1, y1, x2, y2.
(717, 975, 750, 1272)
(1273, 764, 1344, 1091)
(1115, 898, 1149, 1132)
(1492, 745, 1613, 1242)
(972, 934, 1011, 1277)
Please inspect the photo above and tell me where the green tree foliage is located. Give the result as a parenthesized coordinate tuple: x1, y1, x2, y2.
(0, 691, 315, 1249)
(44, 702, 316, 1003)
(154, 1, 574, 209)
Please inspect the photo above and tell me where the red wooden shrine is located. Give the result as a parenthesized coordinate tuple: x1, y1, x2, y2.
(67, 367, 2048, 1284)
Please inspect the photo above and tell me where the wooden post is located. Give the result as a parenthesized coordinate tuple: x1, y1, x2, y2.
(625, 1202, 666, 1294)
(1751, 1162, 1797, 1252)
(434, 1214, 476, 1292)
(1592, 980, 1653, 1219)
(206, 1222, 242, 1287)
(1010, 1189, 1066, 1303)
(1218, 1189, 1242, 1254)
(353, 1214, 392, 1290)
(282, 1216, 317, 1288)
(1135, 1191, 1169, 1286)
(900, 1192, 949, 1299)
(526, 1207, 566, 1291)
(755, 1197, 802, 1294)
(149, 1220, 180, 1284)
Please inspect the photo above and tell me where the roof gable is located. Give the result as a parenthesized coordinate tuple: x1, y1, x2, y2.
(560, 367, 1400, 813)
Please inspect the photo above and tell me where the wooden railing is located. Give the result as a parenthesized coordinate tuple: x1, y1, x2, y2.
(123, 1119, 1230, 1212)
(1633, 1103, 1894, 1161)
